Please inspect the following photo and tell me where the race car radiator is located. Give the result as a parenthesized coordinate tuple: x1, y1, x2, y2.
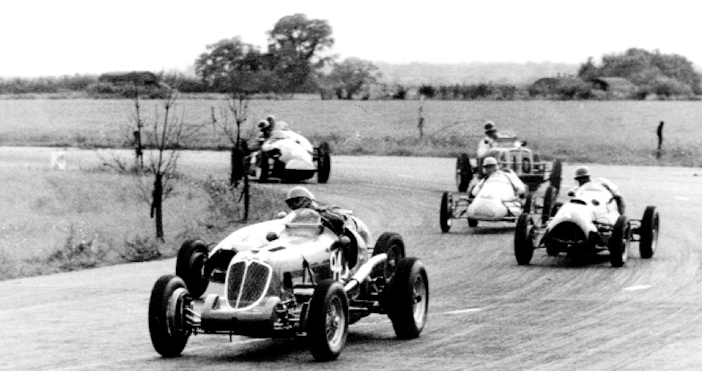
(226, 260, 272, 309)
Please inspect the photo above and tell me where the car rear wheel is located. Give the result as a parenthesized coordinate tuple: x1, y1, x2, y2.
(542, 185, 557, 223)
(307, 279, 349, 361)
(456, 153, 472, 192)
(175, 239, 209, 298)
(386, 257, 429, 339)
(549, 160, 562, 191)
(468, 219, 479, 227)
(148, 275, 191, 357)
(514, 213, 535, 265)
(317, 142, 331, 184)
(258, 151, 270, 182)
(440, 192, 453, 233)
(372, 232, 407, 282)
(639, 206, 659, 259)
(608, 216, 631, 267)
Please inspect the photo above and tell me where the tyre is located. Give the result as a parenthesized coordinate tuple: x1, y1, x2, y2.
(514, 213, 535, 265)
(523, 193, 533, 214)
(439, 192, 453, 233)
(372, 232, 407, 282)
(456, 153, 472, 192)
(468, 219, 479, 227)
(307, 279, 349, 361)
(259, 151, 270, 182)
(175, 239, 209, 298)
(385, 257, 429, 339)
(542, 185, 556, 223)
(317, 142, 331, 184)
(608, 216, 631, 268)
(639, 206, 659, 259)
(148, 275, 191, 357)
(549, 160, 562, 191)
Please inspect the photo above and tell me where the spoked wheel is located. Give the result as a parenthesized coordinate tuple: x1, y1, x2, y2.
(317, 142, 331, 184)
(175, 239, 209, 298)
(439, 192, 453, 233)
(307, 279, 349, 361)
(639, 206, 659, 259)
(148, 275, 192, 357)
(514, 213, 535, 265)
(372, 232, 407, 282)
(386, 257, 429, 339)
(608, 216, 631, 267)
(456, 153, 472, 192)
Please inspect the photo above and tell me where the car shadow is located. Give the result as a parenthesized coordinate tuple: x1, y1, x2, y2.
(530, 250, 617, 269)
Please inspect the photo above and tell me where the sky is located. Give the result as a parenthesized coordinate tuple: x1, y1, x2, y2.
(2, 0, 701, 77)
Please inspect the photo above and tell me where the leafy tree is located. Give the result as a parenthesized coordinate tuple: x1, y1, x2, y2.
(195, 37, 273, 94)
(577, 57, 599, 81)
(267, 13, 334, 94)
(578, 48, 702, 95)
(325, 57, 380, 99)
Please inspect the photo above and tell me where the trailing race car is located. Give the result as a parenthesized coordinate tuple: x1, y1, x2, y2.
(513, 181, 660, 267)
(455, 131, 562, 193)
(246, 129, 331, 183)
(149, 208, 429, 361)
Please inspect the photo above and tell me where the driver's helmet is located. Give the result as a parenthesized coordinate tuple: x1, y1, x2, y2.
(484, 121, 497, 133)
(286, 186, 315, 210)
(482, 156, 498, 167)
(266, 115, 276, 125)
(259, 120, 271, 131)
(574, 166, 591, 179)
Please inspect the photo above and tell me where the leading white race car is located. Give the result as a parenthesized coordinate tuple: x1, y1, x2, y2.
(514, 181, 660, 267)
(149, 208, 429, 361)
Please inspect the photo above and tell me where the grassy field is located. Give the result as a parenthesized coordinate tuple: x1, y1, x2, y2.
(0, 148, 283, 280)
(0, 99, 700, 166)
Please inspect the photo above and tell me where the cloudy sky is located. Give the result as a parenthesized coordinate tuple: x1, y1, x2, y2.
(2, 0, 699, 77)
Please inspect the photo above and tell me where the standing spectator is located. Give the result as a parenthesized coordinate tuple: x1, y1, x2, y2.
(657, 121, 664, 158)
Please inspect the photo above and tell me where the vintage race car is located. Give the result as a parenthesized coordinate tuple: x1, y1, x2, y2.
(149, 208, 429, 361)
(456, 131, 562, 193)
(513, 182, 660, 267)
(247, 130, 331, 183)
(440, 180, 558, 232)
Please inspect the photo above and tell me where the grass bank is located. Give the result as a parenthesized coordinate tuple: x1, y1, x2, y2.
(0, 159, 284, 281)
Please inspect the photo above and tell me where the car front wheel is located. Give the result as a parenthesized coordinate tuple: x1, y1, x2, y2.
(148, 275, 192, 357)
(307, 279, 349, 361)
(608, 216, 631, 267)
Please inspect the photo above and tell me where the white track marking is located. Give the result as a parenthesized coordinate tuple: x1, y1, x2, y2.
(398, 174, 414, 178)
(675, 196, 690, 201)
(443, 308, 483, 315)
(623, 285, 652, 291)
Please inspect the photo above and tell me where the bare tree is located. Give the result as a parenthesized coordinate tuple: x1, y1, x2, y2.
(139, 85, 202, 241)
(211, 92, 253, 220)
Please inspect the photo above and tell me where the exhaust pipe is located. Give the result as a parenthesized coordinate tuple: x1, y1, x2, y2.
(344, 253, 386, 296)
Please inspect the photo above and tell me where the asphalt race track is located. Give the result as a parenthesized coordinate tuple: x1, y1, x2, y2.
(2, 154, 702, 371)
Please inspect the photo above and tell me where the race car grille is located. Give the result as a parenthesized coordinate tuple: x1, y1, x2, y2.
(547, 222, 587, 247)
(226, 260, 272, 309)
